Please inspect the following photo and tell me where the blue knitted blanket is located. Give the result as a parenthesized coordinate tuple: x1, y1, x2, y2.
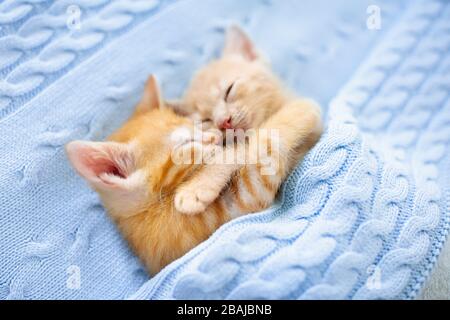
(1, 0, 449, 299)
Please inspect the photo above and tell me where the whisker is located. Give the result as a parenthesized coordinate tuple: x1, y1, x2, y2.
(234, 107, 249, 128)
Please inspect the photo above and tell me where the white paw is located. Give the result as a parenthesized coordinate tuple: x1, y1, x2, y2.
(174, 187, 218, 215)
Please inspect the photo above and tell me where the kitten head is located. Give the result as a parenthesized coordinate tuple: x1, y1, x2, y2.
(171, 25, 285, 131)
(66, 75, 192, 218)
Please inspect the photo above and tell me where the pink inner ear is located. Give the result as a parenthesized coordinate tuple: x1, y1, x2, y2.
(224, 26, 258, 61)
(66, 141, 131, 186)
(83, 154, 125, 179)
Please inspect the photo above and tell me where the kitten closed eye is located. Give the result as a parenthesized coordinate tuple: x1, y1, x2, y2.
(224, 82, 235, 102)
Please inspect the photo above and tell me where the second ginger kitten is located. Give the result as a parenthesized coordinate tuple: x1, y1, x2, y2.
(171, 26, 323, 215)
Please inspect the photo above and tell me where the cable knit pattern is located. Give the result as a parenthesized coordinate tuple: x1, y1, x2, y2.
(1, 0, 448, 300)
(0, 0, 169, 119)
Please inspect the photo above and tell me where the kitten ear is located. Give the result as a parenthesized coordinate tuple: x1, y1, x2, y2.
(223, 25, 258, 61)
(65, 140, 137, 190)
(136, 74, 163, 113)
(66, 140, 148, 217)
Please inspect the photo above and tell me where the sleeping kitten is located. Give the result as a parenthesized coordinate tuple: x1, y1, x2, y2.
(170, 25, 323, 214)
(66, 76, 319, 274)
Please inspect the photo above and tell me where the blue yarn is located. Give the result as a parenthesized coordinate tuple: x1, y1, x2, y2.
(1, 0, 448, 299)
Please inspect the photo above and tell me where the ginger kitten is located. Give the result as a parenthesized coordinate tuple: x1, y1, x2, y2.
(66, 76, 320, 274)
(171, 26, 323, 215)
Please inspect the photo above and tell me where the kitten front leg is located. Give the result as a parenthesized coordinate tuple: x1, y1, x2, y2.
(173, 126, 236, 215)
(261, 98, 322, 171)
(224, 99, 323, 217)
(174, 163, 238, 215)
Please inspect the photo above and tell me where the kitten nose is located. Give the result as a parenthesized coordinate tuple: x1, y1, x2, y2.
(218, 117, 233, 130)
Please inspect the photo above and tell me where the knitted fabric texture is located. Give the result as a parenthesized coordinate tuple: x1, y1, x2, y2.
(0, 0, 448, 299)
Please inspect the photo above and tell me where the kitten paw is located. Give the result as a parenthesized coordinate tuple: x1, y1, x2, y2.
(174, 188, 218, 215)
(200, 129, 222, 145)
